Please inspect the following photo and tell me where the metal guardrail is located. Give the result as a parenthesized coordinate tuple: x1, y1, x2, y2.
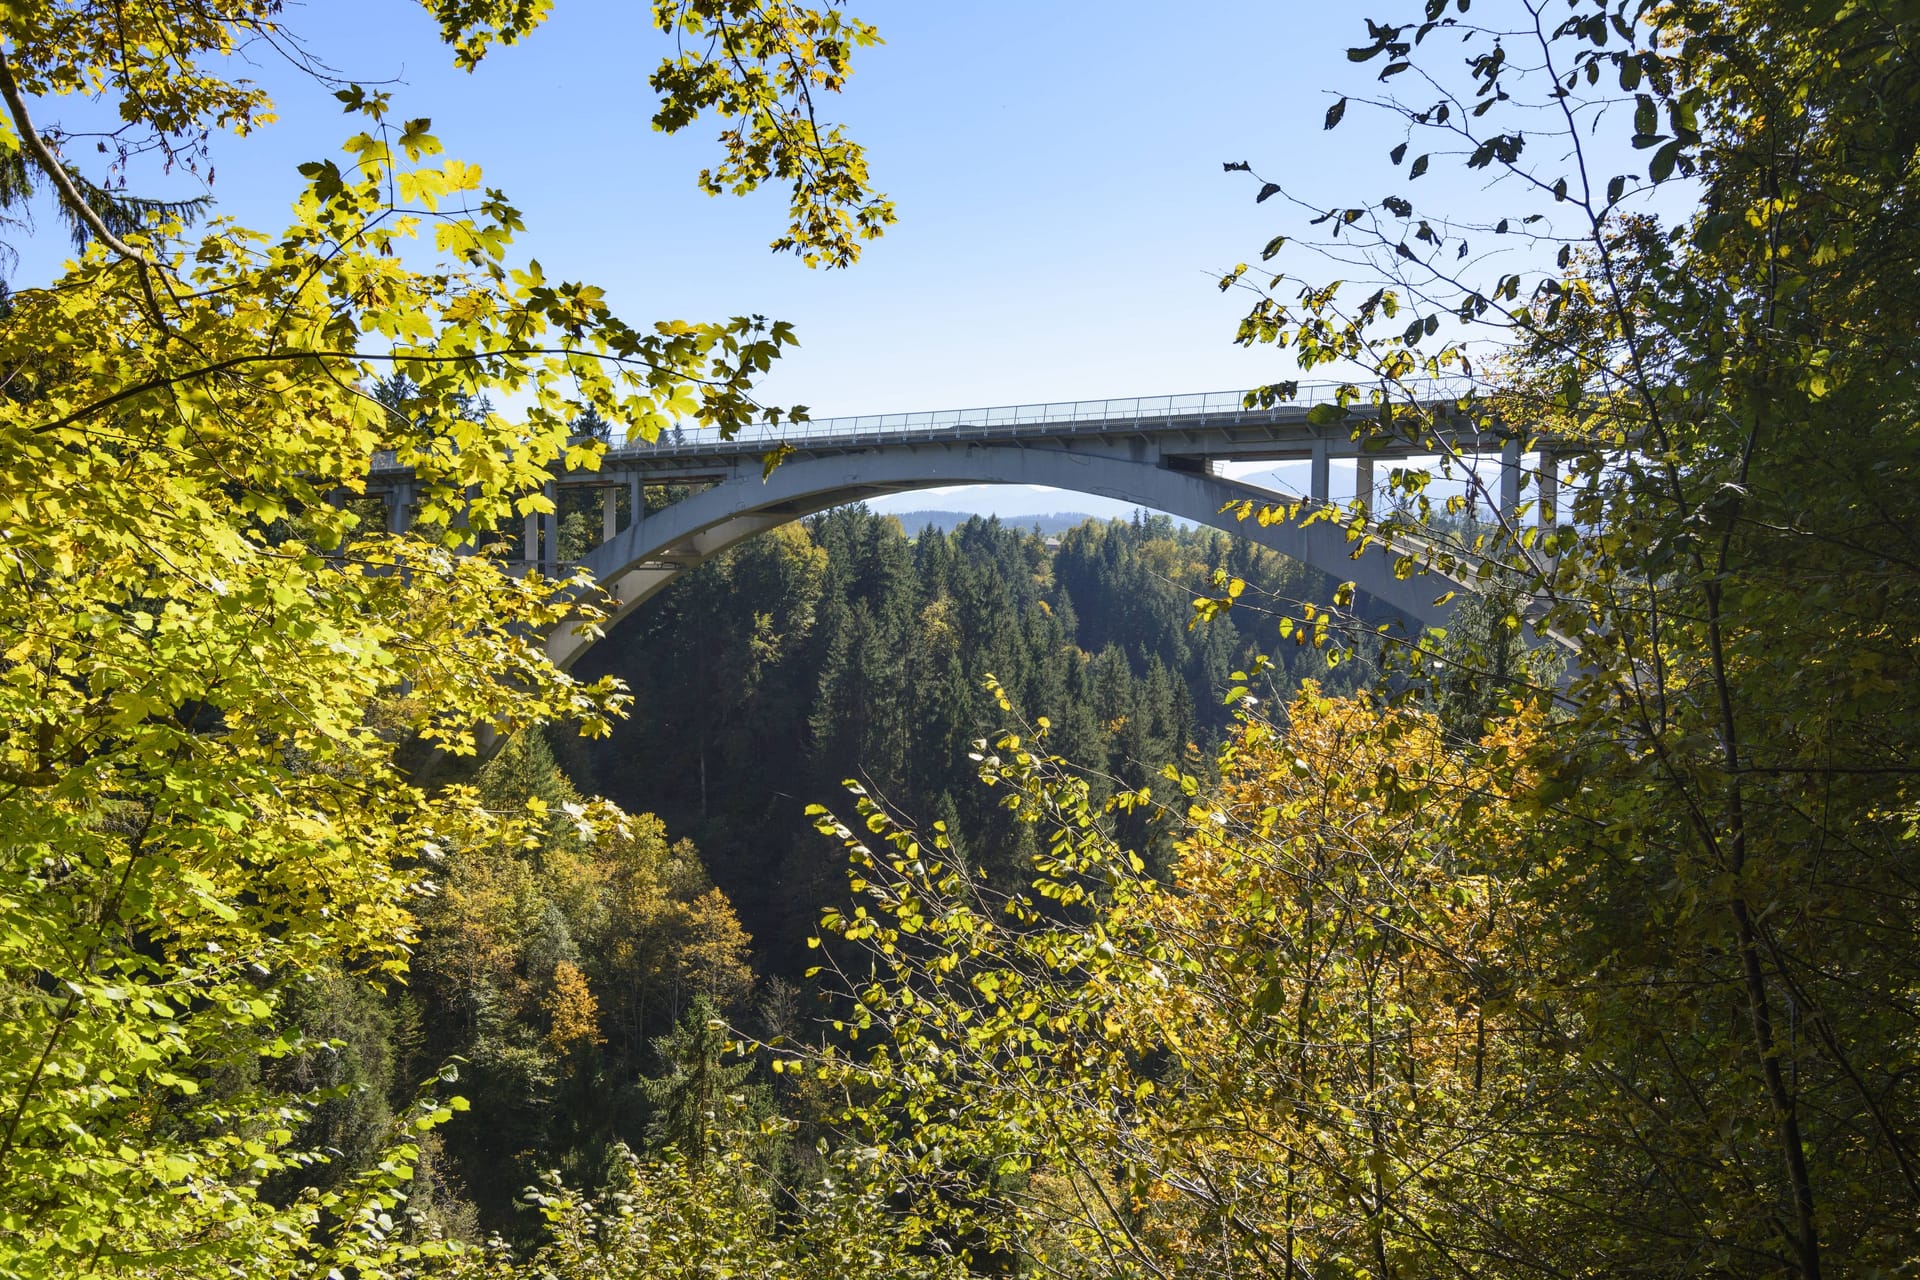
(370, 382, 1470, 472)
(603, 381, 1469, 456)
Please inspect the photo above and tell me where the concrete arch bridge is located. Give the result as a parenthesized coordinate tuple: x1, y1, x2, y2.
(366, 387, 1564, 670)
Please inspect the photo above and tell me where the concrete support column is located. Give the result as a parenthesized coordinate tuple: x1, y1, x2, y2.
(542, 481, 558, 570)
(453, 487, 474, 556)
(1354, 455, 1374, 515)
(1310, 441, 1330, 504)
(1538, 450, 1558, 528)
(1500, 438, 1521, 520)
(524, 510, 539, 569)
(602, 487, 618, 544)
(628, 474, 643, 526)
(387, 483, 413, 535)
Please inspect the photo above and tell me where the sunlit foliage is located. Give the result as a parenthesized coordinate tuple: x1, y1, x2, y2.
(0, 1, 885, 1273)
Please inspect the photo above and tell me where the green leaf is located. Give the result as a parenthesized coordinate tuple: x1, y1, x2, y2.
(1634, 94, 1658, 137)
(1649, 138, 1682, 183)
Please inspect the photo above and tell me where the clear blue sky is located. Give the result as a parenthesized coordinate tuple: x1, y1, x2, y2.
(13, 1, 1431, 412)
(13, 1, 1609, 516)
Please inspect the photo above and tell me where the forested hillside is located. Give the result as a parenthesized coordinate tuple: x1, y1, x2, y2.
(573, 508, 1384, 969)
(249, 511, 1378, 1244)
(267, 732, 758, 1239)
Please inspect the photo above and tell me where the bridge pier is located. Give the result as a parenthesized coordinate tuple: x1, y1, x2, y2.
(386, 482, 413, 535)
(1355, 455, 1374, 515)
(1500, 438, 1521, 520)
(544, 482, 559, 572)
(1310, 442, 1330, 504)
(1538, 450, 1558, 527)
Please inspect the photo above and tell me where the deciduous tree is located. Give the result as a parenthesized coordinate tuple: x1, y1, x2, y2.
(799, 684, 1548, 1277)
(0, 1, 885, 1272)
(1210, 2, 1920, 1272)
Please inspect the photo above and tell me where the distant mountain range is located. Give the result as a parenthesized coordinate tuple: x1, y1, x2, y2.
(857, 483, 1206, 532)
(881, 510, 1104, 536)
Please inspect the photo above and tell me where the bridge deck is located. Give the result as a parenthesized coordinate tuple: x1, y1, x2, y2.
(366, 385, 1510, 484)
(345, 385, 1573, 670)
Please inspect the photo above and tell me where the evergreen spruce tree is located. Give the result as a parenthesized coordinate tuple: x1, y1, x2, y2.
(642, 996, 753, 1165)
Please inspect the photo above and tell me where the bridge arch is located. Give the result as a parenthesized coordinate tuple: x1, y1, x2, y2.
(549, 443, 1465, 669)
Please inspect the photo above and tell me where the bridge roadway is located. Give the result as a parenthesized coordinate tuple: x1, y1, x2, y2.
(366, 387, 1560, 670)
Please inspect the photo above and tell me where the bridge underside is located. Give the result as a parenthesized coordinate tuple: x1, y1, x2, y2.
(547, 443, 1468, 670)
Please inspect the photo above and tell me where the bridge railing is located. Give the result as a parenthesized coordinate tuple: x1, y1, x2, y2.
(606, 380, 1469, 455)
(369, 381, 1471, 472)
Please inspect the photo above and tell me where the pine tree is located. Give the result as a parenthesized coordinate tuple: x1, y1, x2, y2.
(642, 996, 753, 1165)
